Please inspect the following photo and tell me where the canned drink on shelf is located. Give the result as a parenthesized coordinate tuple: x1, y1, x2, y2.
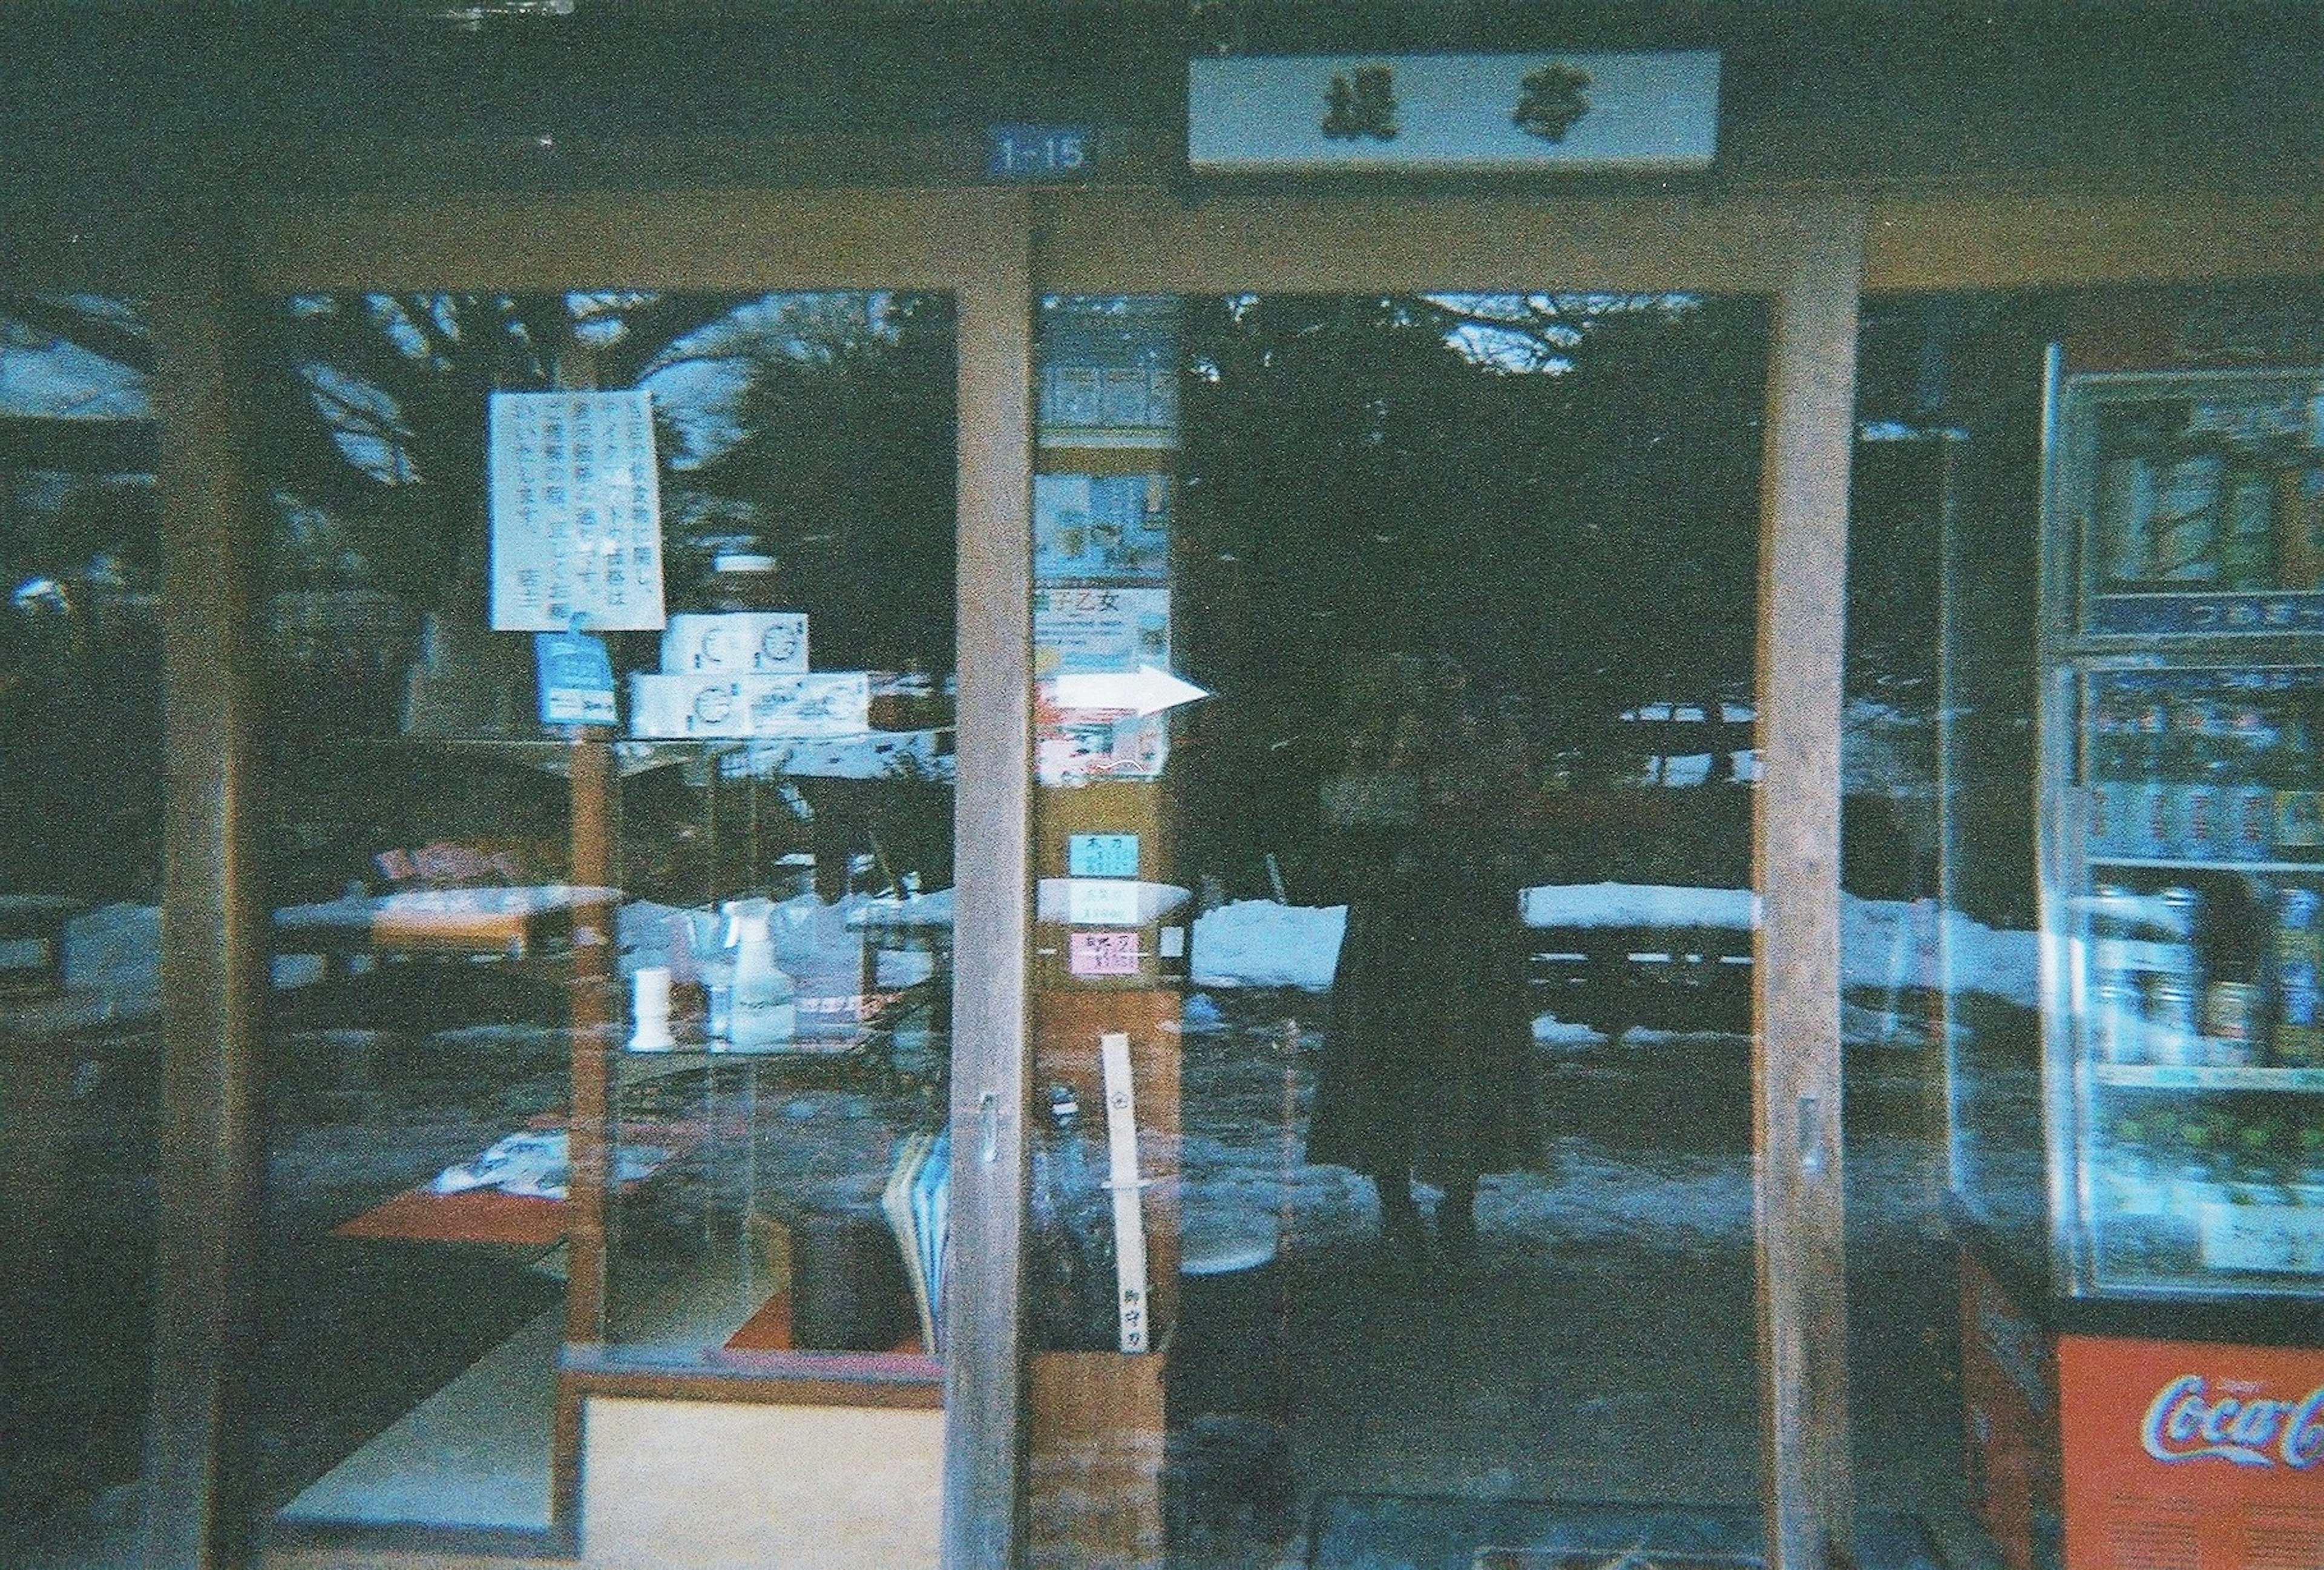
(2154, 454, 2225, 582)
(2135, 777, 2173, 858)
(2279, 883, 2320, 933)
(2147, 976, 2201, 1066)
(2168, 780, 2225, 859)
(2276, 959, 2324, 1066)
(2276, 886, 2324, 1065)
(2204, 980, 2263, 1067)
(2231, 783, 2277, 862)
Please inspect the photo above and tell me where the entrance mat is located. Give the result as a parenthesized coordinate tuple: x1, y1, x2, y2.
(1308, 1495, 1948, 1570)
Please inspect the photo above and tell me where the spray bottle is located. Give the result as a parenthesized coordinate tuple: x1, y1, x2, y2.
(725, 897, 796, 1051)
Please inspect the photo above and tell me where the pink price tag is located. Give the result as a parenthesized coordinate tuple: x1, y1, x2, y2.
(1069, 931, 1143, 977)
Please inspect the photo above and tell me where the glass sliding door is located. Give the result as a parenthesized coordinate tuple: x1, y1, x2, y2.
(0, 292, 163, 1570)
(243, 287, 959, 1544)
(1022, 289, 1781, 1568)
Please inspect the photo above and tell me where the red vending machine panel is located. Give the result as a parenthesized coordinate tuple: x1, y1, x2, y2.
(2058, 1333, 2324, 1569)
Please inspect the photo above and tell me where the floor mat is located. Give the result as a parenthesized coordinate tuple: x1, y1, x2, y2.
(1308, 1494, 1948, 1570)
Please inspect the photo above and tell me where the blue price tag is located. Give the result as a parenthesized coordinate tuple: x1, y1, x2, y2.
(535, 630, 617, 726)
(1068, 833, 1140, 879)
(988, 125, 1095, 180)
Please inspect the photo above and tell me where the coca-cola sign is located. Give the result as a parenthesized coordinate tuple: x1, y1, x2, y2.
(2141, 1374, 2324, 1470)
(2063, 1335, 2324, 1569)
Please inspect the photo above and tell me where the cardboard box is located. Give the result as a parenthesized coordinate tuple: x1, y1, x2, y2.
(660, 612, 809, 675)
(629, 672, 870, 739)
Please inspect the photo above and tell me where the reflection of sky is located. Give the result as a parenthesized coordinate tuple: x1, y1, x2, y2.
(1430, 292, 1697, 373)
(0, 313, 149, 419)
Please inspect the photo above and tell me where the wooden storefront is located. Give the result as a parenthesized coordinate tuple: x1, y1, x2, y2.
(2, 6, 2320, 1569)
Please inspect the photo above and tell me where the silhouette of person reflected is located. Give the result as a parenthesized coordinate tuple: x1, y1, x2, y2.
(1305, 655, 1538, 1263)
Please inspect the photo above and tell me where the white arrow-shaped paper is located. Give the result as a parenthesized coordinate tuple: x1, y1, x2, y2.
(1052, 664, 1210, 717)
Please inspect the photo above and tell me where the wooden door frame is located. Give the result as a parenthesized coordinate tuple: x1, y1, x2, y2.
(1036, 185, 1869, 1570)
(146, 186, 1040, 1570)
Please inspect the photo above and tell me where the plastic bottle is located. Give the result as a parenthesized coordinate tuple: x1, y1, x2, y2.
(628, 966, 676, 1053)
(726, 899, 797, 1051)
(1028, 1087, 1088, 1351)
(706, 550, 784, 612)
(700, 905, 740, 1043)
(1031, 1084, 1118, 1352)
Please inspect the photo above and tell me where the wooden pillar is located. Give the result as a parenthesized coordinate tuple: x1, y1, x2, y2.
(1754, 200, 1868, 1570)
(557, 734, 616, 1529)
(944, 189, 1035, 1570)
(140, 234, 263, 1570)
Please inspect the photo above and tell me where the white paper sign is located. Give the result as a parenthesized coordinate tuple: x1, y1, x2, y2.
(1189, 51, 1721, 174)
(1065, 879, 1144, 926)
(1098, 1031, 1152, 1353)
(489, 390, 666, 632)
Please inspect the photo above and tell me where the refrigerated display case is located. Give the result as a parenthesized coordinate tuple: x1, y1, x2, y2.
(1952, 330, 2324, 1570)
(2043, 363, 2324, 1300)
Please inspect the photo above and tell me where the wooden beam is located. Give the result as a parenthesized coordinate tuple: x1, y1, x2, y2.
(942, 189, 1034, 1570)
(140, 238, 264, 1570)
(1035, 188, 1844, 295)
(234, 187, 1003, 294)
(1753, 200, 1866, 1570)
(1865, 189, 2324, 291)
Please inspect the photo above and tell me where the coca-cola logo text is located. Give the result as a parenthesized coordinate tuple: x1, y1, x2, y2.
(2141, 1375, 2324, 1470)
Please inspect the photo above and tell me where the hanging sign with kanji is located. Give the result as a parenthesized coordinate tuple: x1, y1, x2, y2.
(1189, 51, 1721, 174)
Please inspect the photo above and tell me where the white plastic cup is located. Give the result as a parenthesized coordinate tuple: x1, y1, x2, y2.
(629, 965, 676, 1052)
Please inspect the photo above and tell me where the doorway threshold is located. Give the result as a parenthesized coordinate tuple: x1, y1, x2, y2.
(275, 1307, 559, 1535)
(1310, 1494, 1948, 1570)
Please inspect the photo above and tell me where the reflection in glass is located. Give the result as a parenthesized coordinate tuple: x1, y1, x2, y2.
(0, 295, 161, 1568)
(1027, 293, 1771, 1567)
(249, 292, 956, 1536)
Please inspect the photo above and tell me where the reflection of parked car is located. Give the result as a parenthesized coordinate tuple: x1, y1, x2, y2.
(1523, 882, 1754, 1039)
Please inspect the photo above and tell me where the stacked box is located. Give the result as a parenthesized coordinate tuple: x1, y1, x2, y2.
(629, 672, 870, 739)
(659, 612, 809, 675)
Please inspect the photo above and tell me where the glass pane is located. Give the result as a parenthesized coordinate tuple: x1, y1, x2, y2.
(1025, 292, 1773, 1568)
(249, 291, 956, 1537)
(1846, 291, 2051, 1565)
(0, 294, 161, 1569)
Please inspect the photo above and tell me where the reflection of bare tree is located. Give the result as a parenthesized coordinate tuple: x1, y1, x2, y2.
(678, 293, 957, 675)
(254, 290, 959, 733)
(1177, 292, 1769, 899)
(0, 295, 162, 900)
(257, 293, 724, 603)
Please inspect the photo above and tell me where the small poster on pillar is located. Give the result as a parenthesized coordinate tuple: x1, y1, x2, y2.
(488, 389, 667, 632)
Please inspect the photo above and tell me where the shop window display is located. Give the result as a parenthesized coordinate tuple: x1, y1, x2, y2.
(246, 291, 957, 1537)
